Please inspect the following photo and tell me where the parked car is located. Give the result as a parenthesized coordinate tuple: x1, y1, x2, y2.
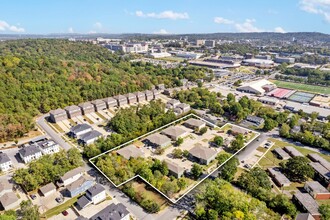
(30, 194, 37, 200)
(56, 197, 63, 203)
(62, 210, 68, 216)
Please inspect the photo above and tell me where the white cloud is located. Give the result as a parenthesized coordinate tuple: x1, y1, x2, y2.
(214, 17, 234, 24)
(0, 20, 25, 32)
(300, 0, 330, 22)
(234, 19, 264, 32)
(88, 30, 97, 34)
(153, 29, 170, 34)
(274, 27, 286, 33)
(135, 10, 189, 20)
(68, 27, 74, 33)
(94, 22, 102, 29)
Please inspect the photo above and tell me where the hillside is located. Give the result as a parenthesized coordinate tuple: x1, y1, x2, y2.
(0, 39, 207, 142)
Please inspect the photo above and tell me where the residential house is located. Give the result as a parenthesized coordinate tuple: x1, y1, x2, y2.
(103, 97, 118, 108)
(272, 148, 291, 160)
(134, 91, 146, 103)
(116, 145, 144, 160)
(69, 123, 93, 138)
(37, 140, 60, 155)
(246, 115, 265, 126)
(189, 144, 218, 165)
(144, 133, 171, 148)
(78, 130, 102, 146)
(58, 167, 84, 187)
(166, 99, 181, 109)
(90, 203, 130, 220)
(49, 108, 67, 123)
(230, 126, 248, 136)
(156, 84, 165, 90)
(91, 100, 107, 112)
(184, 118, 206, 130)
(66, 176, 94, 198)
(304, 181, 330, 200)
(0, 192, 20, 211)
(145, 90, 154, 101)
(0, 180, 12, 197)
(39, 182, 56, 197)
(173, 107, 183, 115)
(161, 126, 188, 141)
(0, 152, 12, 172)
(176, 103, 191, 113)
(113, 95, 128, 107)
(78, 102, 95, 115)
(267, 167, 291, 187)
(165, 159, 185, 178)
(124, 93, 137, 105)
(64, 105, 82, 119)
(152, 89, 161, 99)
(283, 146, 304, 157)
(293, 192, 321, 220)
(85, 184, 106, 204)
(76, 195, 91, 210)
(18, 145, 42, 163)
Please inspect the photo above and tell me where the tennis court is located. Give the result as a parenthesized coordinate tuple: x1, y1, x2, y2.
(288, 91, 315, 103)
(267, 88, 294, 99)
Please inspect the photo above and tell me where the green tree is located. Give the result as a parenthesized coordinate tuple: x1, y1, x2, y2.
(230, 134, 245, 152)
(172, 149, 183, 159)
(263, 118, 278, 131)
(175, 137, 184, 146)
(268, 194, 297, 217)
(218, 157, 239, 182)
(279, 123, 291, 138)
(199, 127, 208, 135)
(19, 200, 40, 220)
(281, 156, 314, 182)
(191, 163, 203, 179)
(213, 136, 223, 146)
(319, 204, 330, 220)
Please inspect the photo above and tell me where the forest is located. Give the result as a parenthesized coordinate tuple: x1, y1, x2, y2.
(0, 39, 207, 142)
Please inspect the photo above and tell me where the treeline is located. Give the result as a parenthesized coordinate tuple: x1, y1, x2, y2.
(13, 148, 82, 191)
(0, 39, 207, 142)
(83, 100, 176, 157)
(296, 55, 330, 65)
(280, 67, 330, 86)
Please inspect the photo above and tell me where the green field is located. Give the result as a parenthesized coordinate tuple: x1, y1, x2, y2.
(271, 80, 330, 94)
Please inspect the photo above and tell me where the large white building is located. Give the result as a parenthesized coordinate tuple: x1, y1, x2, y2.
(237, 79, 276, 95)
(148, 52, 172, 58)
(176, 51, 203, 59)
(242, 59, 274, 68)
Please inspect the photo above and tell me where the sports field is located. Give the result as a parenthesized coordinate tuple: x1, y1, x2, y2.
(271, 80, 330, 94)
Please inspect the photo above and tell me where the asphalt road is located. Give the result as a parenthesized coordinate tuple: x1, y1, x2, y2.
(36, 115, 72, 151)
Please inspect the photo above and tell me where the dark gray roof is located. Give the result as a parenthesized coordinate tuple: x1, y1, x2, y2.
(295, 213, 315, 220)
(76, 195, 91, 209)
(79, 130, 102, 142)
(39, 182, 56, 195)
(86, 184, 105, 197)
(308, 153, 330, 170)
(267, 167, 291, 186)
(0, 152, 10, 164)
(90, 203, 129, 220)
(309, 162, 330, 180)
(293, 192, 320, 216)
(18, 145, 41, 157)
(64, 105, 81, 112)
(70, 124, 92, 133)
(78, 102, 94, 109)
(273, 148, 291, 159)
(283, 146, 304, 157)
(246, 115, 265, 124)
(305, 181, 329, 194)
(49, 108, 66, 116)
(75, 216, 89, 220)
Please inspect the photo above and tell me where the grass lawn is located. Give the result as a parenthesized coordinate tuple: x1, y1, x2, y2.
(95, 112, 107, 121)
(220, 124, 232, 133)
(82, 116, 94, 124)
(234, 167, 245, 180)
(317, 199, 330, 206)
(49, 122, 64, 133)
(256, 147, 267, 153)
(156, 56, 185, 62)
(132, 182, 168, 209)
(271, 80, 330, 94)
(43, 195, 79, 218)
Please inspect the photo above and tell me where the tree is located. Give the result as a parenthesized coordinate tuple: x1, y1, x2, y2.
(19, 200, 40, 220)
(213, 136, 223, 146)
(281, 156, 314, 182)
(289, 114, 299, 128)
(268, 194, 297, 217)
(230, 134, 245, 152)
(264, 118, 278, 131)
(319, 204, 330, 220)
(218, 157, 239, 182)
(199, 127, 208, 135)
(227, 93, 236, 103)
(233, 80, 242, 87)
(175, 137, 184, 146)
(172, 149, 183, 159)
(191, 163, 203, 179)
(177, 178, 188, 189)
(279, 123, 290, 138)
(183, 150, 190, 157)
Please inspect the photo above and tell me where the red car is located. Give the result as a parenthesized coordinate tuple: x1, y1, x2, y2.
(62, 210, 69, 216)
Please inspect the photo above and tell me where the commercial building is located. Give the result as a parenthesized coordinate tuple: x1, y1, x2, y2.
(66, 176, 94, 198)
(161, 126, 188, 141)
(103, 97, 118, 108)
(230, 126, 248, 136)
(78, 130, 102, 145)
(58, 167, 84, 187)
(304, 181, 330, 200)
(37, 140, 60, 155)
(255, 54, 272, 60)
(0, 192, 20, 211)
(49, 109, 67, 123)
(284, 101, 330, 120)
(39, 182, 56, 197)
(69, 124, 93, 138)
(309, 95, 330, 108)
(189, 144, 218, 165)
(241, 59, 274, 68)
(18, 145, 42, 163)
(90, 203, 130, 220)
(165, 159, 185, 178)
(78, 102, 95, 115)
(144, 133, 171, 148)
(283, 146, 304, 157)
(237, 79, 276, 95)
(272, 148, 291, 160)
(65, 105, 82, 119)
(91, 100, 107, 112)
(149, 52, 172, 58)
(267, 167, 291, 187)
(176, 51, 203, 59)
(116, 145, 145, 160)
(246, 116, 265, 126)
(293, 192, 321, 220)
(184, 118, 206, 130)
(195, 39, 205, 46)
(258, 97, 279, 106)
(204, 40, 215, 47)
(113, 95, 128, 107)
(0, 152, 12, 172)
(275, 56, 295, 64)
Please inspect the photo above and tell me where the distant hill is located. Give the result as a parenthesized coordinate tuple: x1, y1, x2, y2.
(1, 32, 330, 42)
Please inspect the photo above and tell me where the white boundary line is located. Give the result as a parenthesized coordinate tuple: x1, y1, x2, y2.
(89, 113, 260, 203)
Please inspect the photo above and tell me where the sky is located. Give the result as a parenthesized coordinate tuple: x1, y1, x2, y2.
(1, 0, 330, 34)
